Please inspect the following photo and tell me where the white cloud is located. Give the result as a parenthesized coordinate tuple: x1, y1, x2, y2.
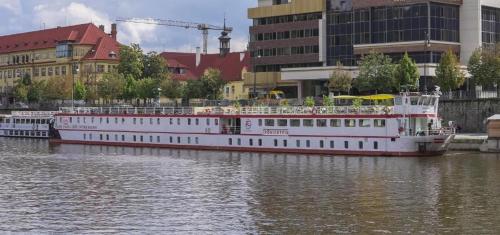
(32, 2, 157, 45)
(0, 0, 22, 15)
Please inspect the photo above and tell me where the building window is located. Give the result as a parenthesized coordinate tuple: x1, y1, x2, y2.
(41, 67, 46, 76)
(61, 66, 67, 75)
(55, 66, 60, 75)
(97, 65, 105, 73)
(48, 67, 53, 76)
(56, 44, 73, 58)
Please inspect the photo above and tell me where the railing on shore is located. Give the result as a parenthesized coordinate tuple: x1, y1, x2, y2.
(60, 105, 395, 116)
(411, 127, 456, 136)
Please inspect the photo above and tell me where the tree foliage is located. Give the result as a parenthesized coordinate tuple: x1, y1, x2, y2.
(201, 68, 226, 100)
(13, 84, 28, 102)
(136, 78, 159, 101)
(468, 44, 500, 88)
(435, 50, 465, 91)
(354, 51, 396, 94)
(182, 79, 205, 99)
(395, 52, 420, 91)
(143, 51, 167, 80)
(328, 62, 353, 95)
(160, 76, 182, 98)
(117, 43, 144, 79)
(27, 80, 46, 103)
(44, 76, 72, 100)
(98, 73, 125, 102)
(74, 79, 87, 100)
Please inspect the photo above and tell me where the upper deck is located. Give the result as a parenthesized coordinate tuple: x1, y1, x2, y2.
(58, 94, 440, 117)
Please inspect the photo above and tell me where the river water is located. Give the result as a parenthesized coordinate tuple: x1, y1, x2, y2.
(0, 138, 499, 234)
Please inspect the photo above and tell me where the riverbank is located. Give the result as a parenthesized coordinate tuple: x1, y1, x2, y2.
(449, 133, 487, 151)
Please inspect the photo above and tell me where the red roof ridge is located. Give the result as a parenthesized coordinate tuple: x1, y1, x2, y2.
(0, 23, 93, 39)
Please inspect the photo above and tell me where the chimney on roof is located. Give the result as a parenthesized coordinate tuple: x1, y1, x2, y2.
(196, 47, 201, 67)
(111, 23, 117, 40)
(99, 25, 105, 32)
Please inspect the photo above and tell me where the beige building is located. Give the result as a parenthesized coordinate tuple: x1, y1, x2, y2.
(0, 23, 120, 103)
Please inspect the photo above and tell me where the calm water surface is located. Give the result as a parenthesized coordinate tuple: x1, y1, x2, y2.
(0, 138, 499, 234)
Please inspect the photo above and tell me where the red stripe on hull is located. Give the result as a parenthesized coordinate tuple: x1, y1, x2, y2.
(49, 139, 445, 157)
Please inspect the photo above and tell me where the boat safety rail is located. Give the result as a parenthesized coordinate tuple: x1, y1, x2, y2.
(413, 127, 456, 136)
(60, 105, 394, 116)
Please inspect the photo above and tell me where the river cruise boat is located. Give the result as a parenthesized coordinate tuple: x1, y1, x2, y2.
(52, 92, 455, 156)
(0, 111, 57, 138)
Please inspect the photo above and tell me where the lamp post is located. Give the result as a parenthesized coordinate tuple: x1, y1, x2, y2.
(71, 62, 79, 110)
(252, 52, 261, 99)
(156, 87, 162, 107)
(424, 31, 431, 93)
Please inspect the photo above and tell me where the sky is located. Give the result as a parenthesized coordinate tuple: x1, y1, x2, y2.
(0, 0, 256, 53)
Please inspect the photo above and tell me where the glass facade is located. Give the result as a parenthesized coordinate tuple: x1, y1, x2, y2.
(482, 6, 500, 47)
(326, 1, 460, 66)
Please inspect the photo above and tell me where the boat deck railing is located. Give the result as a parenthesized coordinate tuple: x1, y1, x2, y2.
(60, 106, 395, 116)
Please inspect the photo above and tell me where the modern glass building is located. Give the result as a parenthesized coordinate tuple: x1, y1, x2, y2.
(247, 0, 500, 98)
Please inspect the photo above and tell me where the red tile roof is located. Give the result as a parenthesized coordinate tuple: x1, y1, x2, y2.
(160, 51, 250, 82)
(0, 23, 119, 61)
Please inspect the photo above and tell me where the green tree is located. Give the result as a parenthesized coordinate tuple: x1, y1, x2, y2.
(121, 74, 137, 101)
(435, 50, 465, 92)
(304, 96, 315, 107)
(44, 76, 72, 100)
(98, 73, 125, 103)
(328, 62, 353, 95)
(27, 80, 46, 103)
(136, 77, 158, 104)
(468, 45, 500, 94)
(13, 84, 28, 102)
(200, 68, 226, 100)
(160, 76, 182, 98)
(20, 73, 32, 86)
(395, 52, 420, 91)
(117, 43, 144, 79)
(354, 51, 396, 94)
(74, 79, 87, 100)
(182, 79, 205, 99)
(143, 51, 167, 80)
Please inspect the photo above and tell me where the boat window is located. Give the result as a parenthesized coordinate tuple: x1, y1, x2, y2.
(249, 139, 254, 146)
(359, 119, 371, 127)
(290, 119, 300, 127)
(122, 118, 125, 124)
(229, 138, 233, 145)
(115, 135, 118, 141)
(89, 134, 93, 140)
(69, 117, 72, 124)
(394, 97, 402, 105)
(188, 118, 191, 125)
(330, 141, 334, 148)
(330, 119, 341, 127)
(140, 136, 143, 142)
(170, 136, 173, 143)
(36, 119, 40, 124)
(100, 134, 103, 140)
(306, 140, 311, 148)
(91, 117, 94, 123)
(374, 119, 386, 127)
(195, 137, 199, 144)
(237, 138, 241, 145)
(283, 140, 287, 147)
(99, 117, 102, 124)
(320, 140, 324, 148)
(170, 118, 173, 125)
(374, 141, 378, 150)
(83, 134, 86, 140)
(177, 118, 180, 125)
(133, 118, 136, 124)
(344, 141, 349, 149)
(258, 139, 262, 146)
(206, 119, 210, 125)
(195, 118, 199, 125)
(317, 119, 327, 127)
(107, 118, 110, 124)
(296, 140, 301, 147)
(177, 137, 181, 143)
(274, 139, 278, 147)
(258, 119, 263, 126)
(303, 119, 314, 127)
(150, 136, 153, 142)
(265, 119, 275, 126)
(150, 118, 153, 125)
(359, 141, 363, 149)
(277, 119, 288, 127)
(345, 119, 356, 127)
(188, 137, 191, 144)
(115, 118, 118, 124)
(157, 136, 160, 143)
(215, 119, 219, 125)
(140, 118, 143, 125)
(122, 135, 125, 141)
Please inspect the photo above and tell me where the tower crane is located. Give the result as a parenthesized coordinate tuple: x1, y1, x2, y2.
(116, 18, 233, 54)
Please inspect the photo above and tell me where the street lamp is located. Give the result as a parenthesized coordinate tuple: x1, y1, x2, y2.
(156, 87, 162, 107)
(252, 51, 261, 99)
(71, 62, 79, 110)
(424, 31, 431, 93)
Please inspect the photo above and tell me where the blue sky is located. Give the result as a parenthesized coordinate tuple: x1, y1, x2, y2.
(0, 0, 256, 53)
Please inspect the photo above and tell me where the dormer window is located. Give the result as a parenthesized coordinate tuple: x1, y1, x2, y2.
(56, 43, 73, 58)
(108, 51, 117, 58)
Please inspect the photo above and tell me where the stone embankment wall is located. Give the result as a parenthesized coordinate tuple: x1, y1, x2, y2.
(439, 99, 499, 133)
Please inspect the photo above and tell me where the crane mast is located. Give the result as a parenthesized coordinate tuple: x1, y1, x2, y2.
(116, 18, 233, 54)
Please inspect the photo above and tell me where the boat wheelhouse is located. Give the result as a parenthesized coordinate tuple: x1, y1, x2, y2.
(52, 93, 455, 156)
(0, 111, 57, 138)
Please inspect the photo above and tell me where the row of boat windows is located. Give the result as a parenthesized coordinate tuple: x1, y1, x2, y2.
(3, 130, 48, 137)
(66, 117, 219, 126)
(83, 133, 201, 145)
(228, 138, 381, 150)
(258, 119, 386, 128)
(0, 118, 50, 124)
